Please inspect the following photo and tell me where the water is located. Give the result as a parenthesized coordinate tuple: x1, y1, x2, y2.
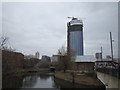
(2, 73, 105, 89)
(21, 74, 57, 88)
(2, 73, 60, 89)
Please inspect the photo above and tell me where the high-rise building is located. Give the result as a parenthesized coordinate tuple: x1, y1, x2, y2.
(35, 51, 39, 59)
(67, 17, 84, 56)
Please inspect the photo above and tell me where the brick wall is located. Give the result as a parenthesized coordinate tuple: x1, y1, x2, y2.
(2, 50, 24, 74)
(76, 62, 94, 72)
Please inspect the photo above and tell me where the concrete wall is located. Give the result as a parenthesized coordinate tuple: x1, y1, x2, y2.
(97, 72, 120, 89)
(0, 50, 2, 89)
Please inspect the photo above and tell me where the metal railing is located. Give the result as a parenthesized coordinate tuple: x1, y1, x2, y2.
(96, 68, 119, 78)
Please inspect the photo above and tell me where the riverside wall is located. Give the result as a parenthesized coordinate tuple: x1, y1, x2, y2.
(2, 50, 24, 75)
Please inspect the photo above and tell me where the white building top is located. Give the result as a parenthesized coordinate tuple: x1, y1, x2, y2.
(70, 19, 83, 25)
(75, 55, 96, 62)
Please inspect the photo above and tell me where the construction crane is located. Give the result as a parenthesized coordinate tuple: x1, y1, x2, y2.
(68, 16, 85, 20)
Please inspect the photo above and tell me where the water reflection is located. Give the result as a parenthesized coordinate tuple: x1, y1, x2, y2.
(22, 75, 38, 88)
(39, 75, 50, 80)
(22, 75, 56, 88)
(2, 74, 24, 88)
(2, 73, 105, 89)
(2, 73, 59, 89)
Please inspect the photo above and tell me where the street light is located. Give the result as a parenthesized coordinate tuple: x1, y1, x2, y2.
(101, 46, 103, 60)
(110, 32, 114, 61)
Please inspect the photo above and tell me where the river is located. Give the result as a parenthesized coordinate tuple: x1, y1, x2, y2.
(2, 73, 105, 89)
(2, 73, 59, 89)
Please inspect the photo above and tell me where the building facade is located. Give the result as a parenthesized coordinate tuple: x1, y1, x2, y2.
(51, 55, 60, 62)
(2, 50, 24, 74)
(75, 55, 96, 72)
(35, 51, 39, 59)
(41, 55, 51, 62)
(67, 18, 84, 56)
(95, 53, 102, 60)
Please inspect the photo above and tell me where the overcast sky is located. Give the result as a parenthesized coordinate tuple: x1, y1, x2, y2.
(1, 2, 118, 58)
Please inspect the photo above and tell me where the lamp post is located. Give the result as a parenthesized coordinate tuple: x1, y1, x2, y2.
(101, 46, 103, 60)
(110, 32, 114, 61)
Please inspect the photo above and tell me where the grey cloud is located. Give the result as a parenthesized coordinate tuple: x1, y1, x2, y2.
(2, 2, 118, 58)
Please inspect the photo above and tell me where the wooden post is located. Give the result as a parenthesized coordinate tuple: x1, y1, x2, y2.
(72, 72, 75, 86)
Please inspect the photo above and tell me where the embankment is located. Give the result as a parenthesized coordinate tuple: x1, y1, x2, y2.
(55, 71, 105, 88)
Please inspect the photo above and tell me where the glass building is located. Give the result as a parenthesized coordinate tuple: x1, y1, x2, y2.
(67, 18, 84, 56)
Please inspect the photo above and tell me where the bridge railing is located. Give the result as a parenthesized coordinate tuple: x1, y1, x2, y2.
(96, 68, 120, 78)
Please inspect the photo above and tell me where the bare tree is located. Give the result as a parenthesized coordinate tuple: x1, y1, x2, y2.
(57, 46, 76, 72)
(0, 36, 16, 52)
(58, 45, 67, 56)
(68, 48, 76, 61)
(0, 36, 8, 48)
(4, 46, 16, 52)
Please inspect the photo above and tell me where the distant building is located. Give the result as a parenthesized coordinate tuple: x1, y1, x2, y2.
(41, 55, 51, 62)
(35, 51, 39, 59)
(51, 55, 61, 62)
(95, 55, 112, 61)
(95, 53, 102, 60)
(106, 55, 112, 59)
(67, 17, 84, 57)
(24, 54, 36, 59)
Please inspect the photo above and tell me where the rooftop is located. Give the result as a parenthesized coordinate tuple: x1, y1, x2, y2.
(70, 18, 83, 25)
(75, 55, 96, 62)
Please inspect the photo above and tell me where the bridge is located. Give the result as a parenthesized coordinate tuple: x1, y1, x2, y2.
(95, 60, 120, 90)
(96, 68, 119, 78)
(95, 61, 120, 89)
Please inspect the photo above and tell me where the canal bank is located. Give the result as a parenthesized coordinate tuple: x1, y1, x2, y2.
(2, 68, 50, 77)
(54, 71, 105, 89)
(2, 69, 106, 89)
(97, 72, 120, 89)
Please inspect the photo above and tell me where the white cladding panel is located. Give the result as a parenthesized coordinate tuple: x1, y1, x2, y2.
(51, 55, 59, 62)
(70, 20, 83, 25)
(75, 55, 96, 62)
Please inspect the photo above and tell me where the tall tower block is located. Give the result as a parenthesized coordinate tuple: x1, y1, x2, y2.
(67, 17, 84, 56)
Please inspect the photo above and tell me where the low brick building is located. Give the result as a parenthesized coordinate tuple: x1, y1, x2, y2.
(2, 50, 24, 74)
(76, 62, 95, 72)
(75, 55, 96, 72)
